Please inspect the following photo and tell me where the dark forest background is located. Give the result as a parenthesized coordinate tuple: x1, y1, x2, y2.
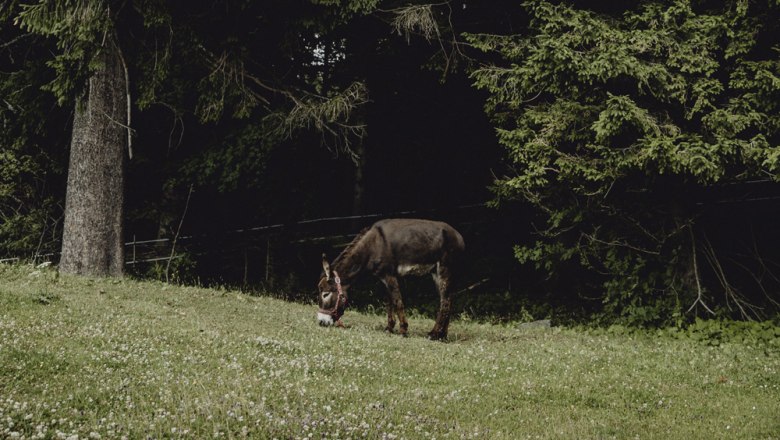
(2, 0, 779, 327)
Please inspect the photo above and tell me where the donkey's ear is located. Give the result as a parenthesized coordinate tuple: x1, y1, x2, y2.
(321, 253, 331, 280)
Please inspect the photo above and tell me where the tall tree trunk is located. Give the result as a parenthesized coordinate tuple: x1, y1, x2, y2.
(350, 140, 367, 231)
(352, 140, 366, 217)
(59, 42, 126, 277)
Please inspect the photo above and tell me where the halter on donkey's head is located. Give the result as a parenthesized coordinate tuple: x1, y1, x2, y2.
(318, 271, 345, 319)
(317, 254, 347, 326)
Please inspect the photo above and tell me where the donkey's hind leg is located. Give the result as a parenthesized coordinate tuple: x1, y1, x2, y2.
(383, 275, 408, 336)
(429, 262, 454, 340)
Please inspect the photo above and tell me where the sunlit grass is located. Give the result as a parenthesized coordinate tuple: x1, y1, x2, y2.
(1, 263, 778, 439)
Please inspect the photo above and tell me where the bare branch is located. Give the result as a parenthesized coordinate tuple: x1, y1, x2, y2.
(582, 232, 661, 255)
(198, 47, 367, 160)
(0, 33, 34, 50)
(686, 227, 716, 316)
(726, 256, 780, 309)
(113, 38, 133, 159)
(701, 233, 763, 320)
(166, 184, 194, 283)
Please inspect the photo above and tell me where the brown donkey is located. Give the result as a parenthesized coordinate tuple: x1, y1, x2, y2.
(316, 218, 465, 340)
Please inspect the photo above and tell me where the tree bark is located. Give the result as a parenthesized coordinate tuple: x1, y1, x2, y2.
(59, 42, 126, 277)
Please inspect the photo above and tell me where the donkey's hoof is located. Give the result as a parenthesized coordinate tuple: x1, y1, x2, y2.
(427, 331, 447, 341)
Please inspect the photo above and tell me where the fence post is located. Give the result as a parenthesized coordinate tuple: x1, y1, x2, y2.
(265, 238, 272, 285)
(243, 247, 249, 288)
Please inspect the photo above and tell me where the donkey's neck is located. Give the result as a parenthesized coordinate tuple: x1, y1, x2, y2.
(332, 248, 366, 283)
(331, 230, 370, 283)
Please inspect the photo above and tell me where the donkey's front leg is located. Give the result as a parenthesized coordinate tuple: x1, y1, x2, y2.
(384, 293, 396, 333)
(381, 278, 396, 333)
(383, 276, 408, 336)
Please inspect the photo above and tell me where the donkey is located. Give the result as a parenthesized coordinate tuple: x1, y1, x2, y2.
(316, 218, 465, 340)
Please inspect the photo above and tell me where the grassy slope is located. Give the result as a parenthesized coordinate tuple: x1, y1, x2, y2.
(0, 264, 778, 440)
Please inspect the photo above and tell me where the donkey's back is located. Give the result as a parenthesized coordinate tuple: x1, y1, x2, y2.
(369, 218, 464, 275)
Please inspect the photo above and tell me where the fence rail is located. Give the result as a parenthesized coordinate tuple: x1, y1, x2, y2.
(2, 203, 491, 268)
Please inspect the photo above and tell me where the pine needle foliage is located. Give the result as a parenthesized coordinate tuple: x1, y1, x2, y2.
(391, 4, 440, 43)
(14, 0, 113, 105)
(276, 82, 369, 162)
(468, 0, 780, 325)
(1, 2, 70, 258)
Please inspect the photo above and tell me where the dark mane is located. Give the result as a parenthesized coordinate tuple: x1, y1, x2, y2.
(331, 226, 370, 269)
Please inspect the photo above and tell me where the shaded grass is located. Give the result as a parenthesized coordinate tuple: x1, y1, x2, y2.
(0, 263, 778, 439)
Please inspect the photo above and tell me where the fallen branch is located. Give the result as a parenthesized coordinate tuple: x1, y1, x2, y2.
(456, 277, 490, 294)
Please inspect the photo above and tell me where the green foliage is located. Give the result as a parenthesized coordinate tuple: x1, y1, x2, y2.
(143, 254, 198, 285)
(142, 2, 374, 196)
(0, 166, 61, 257)
(598, 317, 780, 350)
(0, 14, 67, 258)
(309, 0, 379, 14)
(131, 0, 175, 111)
(681, 318, 780, 348)
(14, 0, 114, 105)
(31, 288, 60, 305)
(175, 122, 276, 192)
(469, 0, 780, 325)
(3, 0, 379, 261)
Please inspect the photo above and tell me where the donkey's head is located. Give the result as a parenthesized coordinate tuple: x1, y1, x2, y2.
(316, 254, 348, 326)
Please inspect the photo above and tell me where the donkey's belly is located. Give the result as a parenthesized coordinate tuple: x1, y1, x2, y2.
(397, 263, 436, 276)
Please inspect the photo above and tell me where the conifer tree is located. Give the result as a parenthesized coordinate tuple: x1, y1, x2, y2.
(17, 0, 128, 276)
(468, 0, 780, 323)
(9, 0, 377, 276)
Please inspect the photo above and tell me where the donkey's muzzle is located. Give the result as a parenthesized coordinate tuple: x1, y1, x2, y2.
(317, 312, 335, 326)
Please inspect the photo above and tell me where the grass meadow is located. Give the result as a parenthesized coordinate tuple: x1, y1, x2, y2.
(1, 263, 778, 439)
